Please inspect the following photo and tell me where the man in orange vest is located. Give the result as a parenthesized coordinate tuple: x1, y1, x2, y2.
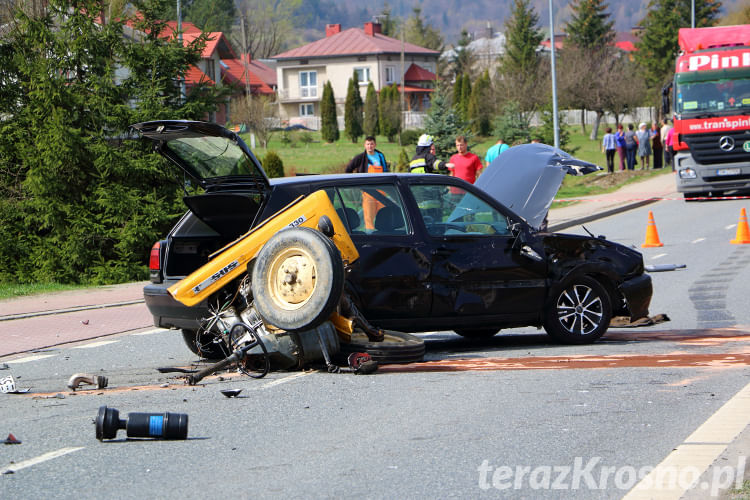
(345, 136, 388, 229)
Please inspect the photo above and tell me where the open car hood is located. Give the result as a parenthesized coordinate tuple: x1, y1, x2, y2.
(475, 143, 601, 230)
(131, 120, 269, 191)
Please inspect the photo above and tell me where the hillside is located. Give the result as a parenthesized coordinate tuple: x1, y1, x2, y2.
(293, 0, 743, 45)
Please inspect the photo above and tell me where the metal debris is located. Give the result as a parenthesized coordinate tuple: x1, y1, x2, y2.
(3, 433, 21, 445)
(67, 373, 108, 391)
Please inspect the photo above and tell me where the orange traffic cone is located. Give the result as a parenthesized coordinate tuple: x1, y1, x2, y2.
(731, 207, 750, 244)
(641, 211, 664, 248)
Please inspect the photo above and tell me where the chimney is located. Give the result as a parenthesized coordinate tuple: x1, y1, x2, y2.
(326, 24, 341, 37)
(364, 22, 382, 36)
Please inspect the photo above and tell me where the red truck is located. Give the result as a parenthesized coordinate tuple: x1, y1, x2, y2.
(667, 25, 750, 200)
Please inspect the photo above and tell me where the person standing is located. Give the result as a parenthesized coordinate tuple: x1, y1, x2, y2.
(651, 122, 663, 169)
(615, 124, 626, 171)
(345, 136, 388, 230)
(661, 119, 673, 169)
(624, 124, 637, 170)
(664, 125, 676, 171)
(345, 135, 388, 174)
(484, 138, 509, 167)
(636, 122, 651, 170)
(601, 127, 617, 173)
(449, 136, 483, 184)
(409, 134, 451, 173)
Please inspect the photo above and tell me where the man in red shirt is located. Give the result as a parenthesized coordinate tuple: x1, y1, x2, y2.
(449, 135, 482, 184)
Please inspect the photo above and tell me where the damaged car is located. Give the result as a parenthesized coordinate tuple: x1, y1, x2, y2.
(137, 120, 653, 367)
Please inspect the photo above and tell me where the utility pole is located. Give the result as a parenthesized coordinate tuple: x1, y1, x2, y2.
(691, 0, 695, 28)
(548, 0, 559, 149)
(400, 13, 405, 145)
(177, 0, 185, 102)
(240, 15, 252, 102)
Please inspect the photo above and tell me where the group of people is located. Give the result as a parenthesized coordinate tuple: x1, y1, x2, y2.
(601, 119, 675, 173)
(345, 133, 486, 183)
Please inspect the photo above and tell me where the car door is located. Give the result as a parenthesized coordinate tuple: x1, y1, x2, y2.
(406, 180, 547, 320)
(323, 182, 432, 324)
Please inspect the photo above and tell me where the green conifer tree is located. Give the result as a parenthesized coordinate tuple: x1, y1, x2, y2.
(635, 0, 721, 89)
(468, 71, 492, 136)
(320, 81, 339, 143)
(424, 84, 469, 155)
(500, 0, 544, 77)
(565, 0, 615, 50)
(344, 72, 364, 143)
(459, 75, 472, 121)
(363, 81, 379, 137)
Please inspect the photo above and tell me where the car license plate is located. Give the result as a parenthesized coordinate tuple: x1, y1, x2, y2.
(717, 168, 741, 176)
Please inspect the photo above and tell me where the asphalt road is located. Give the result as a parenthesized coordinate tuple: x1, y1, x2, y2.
(2, 194, 750, 499)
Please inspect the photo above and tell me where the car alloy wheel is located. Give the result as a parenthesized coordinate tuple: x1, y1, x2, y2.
(544, 276, 611, 344)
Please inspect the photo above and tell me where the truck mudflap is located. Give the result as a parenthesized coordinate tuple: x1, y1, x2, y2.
(618, 273, 652, 321)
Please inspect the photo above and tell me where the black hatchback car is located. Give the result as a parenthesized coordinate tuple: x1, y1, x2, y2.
(137, 121, 652, 353)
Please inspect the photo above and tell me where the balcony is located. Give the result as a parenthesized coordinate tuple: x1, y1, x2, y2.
(278, 86, 322, 103)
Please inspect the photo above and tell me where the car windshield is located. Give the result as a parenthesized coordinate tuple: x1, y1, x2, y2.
(165, 136, 264, 180)
(675, 69, 750, 115)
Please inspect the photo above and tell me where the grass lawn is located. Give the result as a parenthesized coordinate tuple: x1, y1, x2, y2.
(0, 282, 91, 301)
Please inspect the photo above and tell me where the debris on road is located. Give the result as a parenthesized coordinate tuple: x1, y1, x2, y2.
(95, 405, 188, 441)
(67, 373, 108, 391)
(1, 374, 30, 394)
(610, 313, 671, 327)
(645, 264, 687, 272)
(3, 433, 21, 445)
(220, 389, 242, 398)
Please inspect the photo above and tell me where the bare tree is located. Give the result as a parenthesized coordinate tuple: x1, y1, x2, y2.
(229, 95, 277, 148)
(233, 0, 300, 59)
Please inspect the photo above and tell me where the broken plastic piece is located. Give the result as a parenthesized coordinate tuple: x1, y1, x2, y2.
(67, 373, 108, 391)
(95, 406, 188, 441)
(348, 352, 378, 375)
(220, 389, 242, 398)
(645, 264, 686, 272)
(3, 433, 21, 445)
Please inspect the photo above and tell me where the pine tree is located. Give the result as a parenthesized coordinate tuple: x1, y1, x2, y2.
(492, 101, 531, 145)
(452, 75, 464, 119)
(320, 81, 339, 143)
(468, 71, 492, 136)
(424, 84, 469, 155)
(0, 0, 226, 284)
(344, 72, 363, 143)
(533, 103, 575, 153)
(379, 85, 401, 142)
(459, 75, 472, 121)
(500, 0, 544, 77)
(566, 0, 615, 50)
(363, 81, 379, 137)
(451, 29, 476, 78)
(635, 0, 721, 89)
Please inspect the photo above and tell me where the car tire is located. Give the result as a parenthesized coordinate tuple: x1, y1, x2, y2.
(543, 275, 612, 345)
(252, 227, 344, 332)
(337, 330, 425, 364)
(181, 329, 227, 360)
(454, 328, 498, 339)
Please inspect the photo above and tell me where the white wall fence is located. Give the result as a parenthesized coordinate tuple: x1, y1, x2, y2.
(273, 106, 657, 132)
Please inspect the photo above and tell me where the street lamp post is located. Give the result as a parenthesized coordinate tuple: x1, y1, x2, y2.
(549, 0, 559, 149)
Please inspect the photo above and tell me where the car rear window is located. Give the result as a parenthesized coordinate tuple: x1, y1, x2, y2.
(166, 136, 264, 180)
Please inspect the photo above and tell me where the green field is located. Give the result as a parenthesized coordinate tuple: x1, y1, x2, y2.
(242, 127, 671, 199)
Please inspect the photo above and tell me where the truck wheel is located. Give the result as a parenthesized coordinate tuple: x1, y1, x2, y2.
(543, 275, 611, 345)
(338, 330, 425, 364)
(252, 227, 344, 332)
(181, 329, 227, 360)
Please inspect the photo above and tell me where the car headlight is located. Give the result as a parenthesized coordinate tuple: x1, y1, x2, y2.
(679, 168, 697, 179)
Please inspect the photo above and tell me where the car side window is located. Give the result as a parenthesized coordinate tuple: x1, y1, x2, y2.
(409, 184, 510, 237)
(329, 184, 408, 235)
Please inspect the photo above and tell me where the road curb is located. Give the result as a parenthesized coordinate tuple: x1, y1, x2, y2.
(0, 299, 145, 322)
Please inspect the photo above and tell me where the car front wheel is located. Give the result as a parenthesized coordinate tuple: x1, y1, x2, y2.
(543, 276, 611, 344)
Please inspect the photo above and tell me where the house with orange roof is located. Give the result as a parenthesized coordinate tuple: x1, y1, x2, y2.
(157, 21, 276, 124)
(271, 22, 439, 130)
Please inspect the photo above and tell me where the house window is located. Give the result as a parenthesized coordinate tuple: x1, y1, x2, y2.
(206, 60, 215, 83)
(300, 103, 314, 116)
(299, 70, 317, 98)
(354, 67, 370, 85)
(385, 66, 396, 84)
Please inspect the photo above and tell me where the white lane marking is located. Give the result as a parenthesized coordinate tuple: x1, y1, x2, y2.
(651, 253, 667, 260)
(262, 371, 313, 389)
(691, 237, 705, 244)
(726, 224, 736, 230)
(1, 447, 84, 474)
(624, 382, 750, 499)
(72, 340, 119, 349)
(132, 328, 168, 336)
(6, 354, 56, 364)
